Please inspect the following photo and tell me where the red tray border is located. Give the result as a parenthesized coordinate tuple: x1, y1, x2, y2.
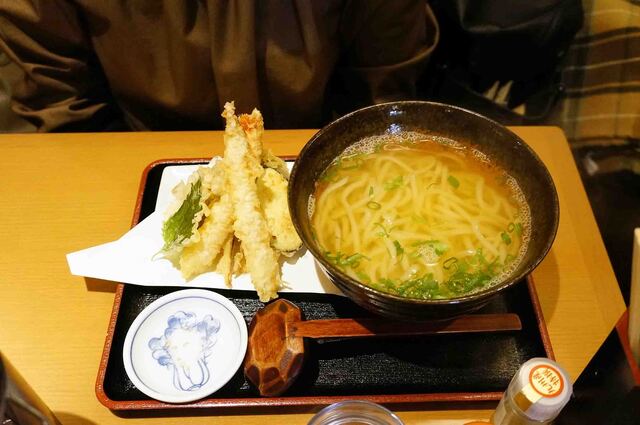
(95, 158, 555, 411)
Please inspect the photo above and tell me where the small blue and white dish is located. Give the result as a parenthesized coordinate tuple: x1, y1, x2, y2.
(122, 289, 248, 403)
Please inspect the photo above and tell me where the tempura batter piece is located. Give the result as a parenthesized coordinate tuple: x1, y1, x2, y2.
(179, 192, 234, 279)
(199, 160, 226, 196)
(257, 168, 302, 255)
(222, 102, 281, 301)
(232, 238, 246, 276)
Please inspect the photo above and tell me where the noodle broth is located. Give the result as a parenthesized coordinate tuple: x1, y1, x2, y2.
(310, 135, 530, 300)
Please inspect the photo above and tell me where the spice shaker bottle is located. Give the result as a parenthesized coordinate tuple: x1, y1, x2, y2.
(491, 357, 572, 425)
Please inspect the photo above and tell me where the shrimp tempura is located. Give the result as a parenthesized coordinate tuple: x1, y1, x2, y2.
(222, 102, 281, 301)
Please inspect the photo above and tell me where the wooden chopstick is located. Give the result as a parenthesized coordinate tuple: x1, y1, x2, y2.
(287, 313, 522, 339)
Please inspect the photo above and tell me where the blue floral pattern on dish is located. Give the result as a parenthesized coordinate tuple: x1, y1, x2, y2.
(148, 311, 220, 392)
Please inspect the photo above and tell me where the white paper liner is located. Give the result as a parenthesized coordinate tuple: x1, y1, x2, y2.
(66, 164, 342, 296)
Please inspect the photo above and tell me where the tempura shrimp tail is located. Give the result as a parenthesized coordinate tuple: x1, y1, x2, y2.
(239, 108, 264, 162)
(222, 102, 281, 302)
(238, 108, 289, 179)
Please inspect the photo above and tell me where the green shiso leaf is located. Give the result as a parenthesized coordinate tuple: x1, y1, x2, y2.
(161, 179, 203, 252)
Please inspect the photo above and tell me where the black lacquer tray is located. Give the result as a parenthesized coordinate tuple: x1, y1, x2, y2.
(96, 159, 554, 410)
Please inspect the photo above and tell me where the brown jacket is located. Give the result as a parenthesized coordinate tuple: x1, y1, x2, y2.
(0, 1, 438, 132)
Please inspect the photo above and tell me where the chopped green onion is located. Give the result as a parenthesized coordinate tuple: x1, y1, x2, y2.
(472, 248, 489, 266)
(410, 239, 448, 256)
(345, 253, 369, 267)
(340, 155, 364, 170)
(409, 250, 422, 259)
(340, 164, 359, 170)
(393, 240, 404, 257)
(507, 222, 515, 233)
(365, 249, 506, 299)
(501, 232, 512, 245)
(514, 223, 523, 236)
(320, 165, 339, 182)
(431, 240, 448, 256)
(447, 175, 460, 189)
(323, 250, 341, 265)
(443, 257, 458, 270)
(384, 176, 404, 191)
(371, 274, 442, 299)
(367, 201, 381, 210)
(378, 278, 396, 290)
(324, 251, 369, 268)
(356, 271, 371, 283)
(368, 186, 374, 196)
(374, 222, 391, 237)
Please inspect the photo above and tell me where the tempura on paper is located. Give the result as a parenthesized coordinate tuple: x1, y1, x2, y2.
(158, 101, 302, 301)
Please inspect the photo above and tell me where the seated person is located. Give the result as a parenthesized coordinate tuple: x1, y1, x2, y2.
(0, 1, 438, 132)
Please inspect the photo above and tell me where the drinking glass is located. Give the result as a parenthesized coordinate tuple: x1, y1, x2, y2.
(308, 400, 404, 425)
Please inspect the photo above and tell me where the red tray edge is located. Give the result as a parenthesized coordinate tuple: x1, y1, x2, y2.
(615, 310, 640, 385)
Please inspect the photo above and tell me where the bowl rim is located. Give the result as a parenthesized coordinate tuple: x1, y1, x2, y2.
(289, 100, 559, 306)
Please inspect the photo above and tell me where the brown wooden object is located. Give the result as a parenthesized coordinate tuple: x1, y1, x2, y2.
(243, 299, 522, 396)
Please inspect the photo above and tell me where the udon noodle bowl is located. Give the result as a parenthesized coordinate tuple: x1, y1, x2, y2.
(310, 133, 531, 300)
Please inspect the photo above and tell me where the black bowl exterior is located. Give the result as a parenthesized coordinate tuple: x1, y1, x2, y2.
(289, 101, 559, 321)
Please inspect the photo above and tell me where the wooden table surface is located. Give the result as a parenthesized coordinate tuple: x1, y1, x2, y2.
(0, 127, 625, 424)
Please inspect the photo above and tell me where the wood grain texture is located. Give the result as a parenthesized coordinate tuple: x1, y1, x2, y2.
(0, 127, 624, 424)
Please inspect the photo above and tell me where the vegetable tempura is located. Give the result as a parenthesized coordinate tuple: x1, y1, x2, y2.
(159, 102, 302, 301)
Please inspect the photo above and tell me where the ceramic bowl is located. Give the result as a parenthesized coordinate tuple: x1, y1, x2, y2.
(288, 101, 559, 320)
(122, 289, 247, 403)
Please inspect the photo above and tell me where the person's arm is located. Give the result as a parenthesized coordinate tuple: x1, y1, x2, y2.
(0, 1, 125, 132)
(330, 0, 438, 115)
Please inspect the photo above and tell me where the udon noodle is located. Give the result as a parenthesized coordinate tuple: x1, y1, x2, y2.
(310, 134, 530, 299)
